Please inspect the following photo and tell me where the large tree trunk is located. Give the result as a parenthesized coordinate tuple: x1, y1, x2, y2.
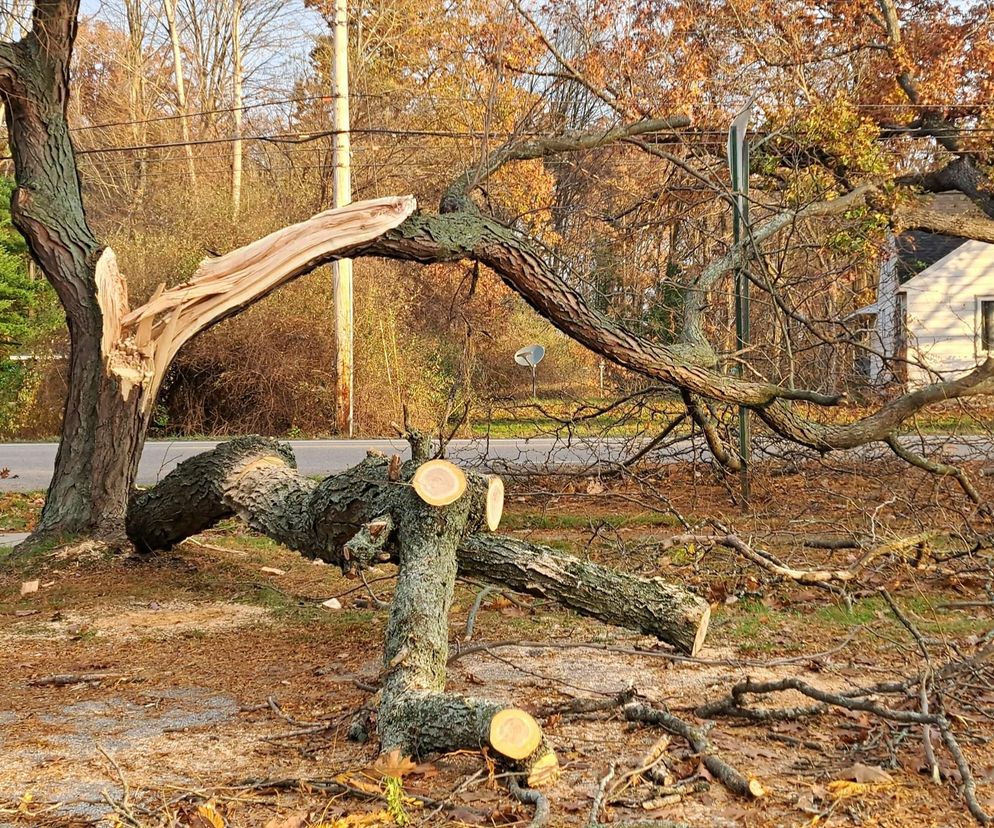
(126, 437, 712, 655)
(41, 346, 150, 541)
(0, 2, 144, 542)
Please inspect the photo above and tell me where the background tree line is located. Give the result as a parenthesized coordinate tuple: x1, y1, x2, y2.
(0, 0, 991, 439)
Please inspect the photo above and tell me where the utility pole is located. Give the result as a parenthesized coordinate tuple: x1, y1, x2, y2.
(331, 0, 354, 437)
(728, 100, 753, 507)
(231, 0, 243, 217)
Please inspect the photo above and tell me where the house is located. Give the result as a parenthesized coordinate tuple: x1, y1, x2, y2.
(856, 199, 994, 387)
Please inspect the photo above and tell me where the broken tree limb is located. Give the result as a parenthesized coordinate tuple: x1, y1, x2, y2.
(663, 531, 934, 588)
(109, 196, 416, 413)
(456, 534, 710, 656)
(126, 438, 711, 654)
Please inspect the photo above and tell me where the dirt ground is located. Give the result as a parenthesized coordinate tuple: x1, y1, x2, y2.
(2, 459, 994, 828)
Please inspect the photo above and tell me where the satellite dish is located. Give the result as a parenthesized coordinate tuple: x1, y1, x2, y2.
(514, 344, 545, 368)
(514, 344, 545, 398)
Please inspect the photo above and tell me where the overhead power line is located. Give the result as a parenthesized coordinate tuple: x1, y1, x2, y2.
(65, 93, 994, 136)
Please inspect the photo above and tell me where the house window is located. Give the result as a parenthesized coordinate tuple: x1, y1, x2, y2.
(982, 300, 994, 352)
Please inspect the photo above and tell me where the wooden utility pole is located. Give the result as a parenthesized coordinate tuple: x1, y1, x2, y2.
(332, 0, 354, 436)
(728, 100, 754, 507)
(231, 0, 243, 217)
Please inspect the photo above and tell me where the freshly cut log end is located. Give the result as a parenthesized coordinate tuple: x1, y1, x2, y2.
(489, 708, 542, 760)
(526, 749, 561, 788)
(486, 476, 504, 532)
(748, 779, 765, 798)
(412, 460, 467, 506)
(691, 603, 711, 657)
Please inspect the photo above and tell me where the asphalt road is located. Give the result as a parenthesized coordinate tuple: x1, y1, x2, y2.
(0, 437, 654, 492)
(2, 434, 993, 493)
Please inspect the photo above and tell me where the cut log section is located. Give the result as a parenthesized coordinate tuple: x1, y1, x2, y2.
(488, 708, 560, 785)
(126, 437, 711, 653)
(412, 459, 467, 506)
(486, 476, 504, 532)
(490, 708, 542, 759)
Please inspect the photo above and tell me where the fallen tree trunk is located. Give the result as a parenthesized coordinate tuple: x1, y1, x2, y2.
(377, 476, 559, 786)
(126, 437, 710, 655)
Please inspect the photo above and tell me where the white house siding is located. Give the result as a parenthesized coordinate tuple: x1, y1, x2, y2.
(899, 240, 994, 385)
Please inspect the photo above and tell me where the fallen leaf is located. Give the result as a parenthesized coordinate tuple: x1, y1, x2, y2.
(20, 580, 39, 597)
(444, 806, 488, 825)
(795, 791, 822, 814)
(263, 809, 309, 828)
(190, 802, 224, 828)
(370, 748, 418, 779)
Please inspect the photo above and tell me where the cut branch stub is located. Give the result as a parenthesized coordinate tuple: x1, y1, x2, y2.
(412, 459, 467, 506)
(486, 476, 504, 532)
(490, 708, 542, 759)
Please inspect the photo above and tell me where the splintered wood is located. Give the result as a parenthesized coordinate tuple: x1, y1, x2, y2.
(97, 196, 416, 409)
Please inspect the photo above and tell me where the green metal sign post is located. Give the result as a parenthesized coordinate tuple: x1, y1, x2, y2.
(728, 102, 753, 506)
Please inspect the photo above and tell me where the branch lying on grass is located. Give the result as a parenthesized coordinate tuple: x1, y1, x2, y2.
(663, 530, 934, 588)
(621, 702, 765, 798)
(29, 672, 129, 687)
(587, 763, 691, 828)
(508, 777, 550, 828)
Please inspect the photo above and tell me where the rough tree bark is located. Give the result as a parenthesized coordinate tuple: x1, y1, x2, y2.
(126, 437, 712, 655)
(0, 2, 136, 540)
(375, 466, 559, 785)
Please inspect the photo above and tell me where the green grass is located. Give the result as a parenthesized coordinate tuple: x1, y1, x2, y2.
(812, 594, 991, 637)
(0, 491, 43, 532)
(501, 511, 681, 531)
(713, 592, 992, 658)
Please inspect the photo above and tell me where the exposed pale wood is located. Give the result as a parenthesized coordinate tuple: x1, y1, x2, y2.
(526, 750, 561, 788)
(693, 604, 712, 657)
(490, 708, 543, 760)
(116, 195, 414, 412)
(485, 476, 504, 531)
(412, 459, 467, 506)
